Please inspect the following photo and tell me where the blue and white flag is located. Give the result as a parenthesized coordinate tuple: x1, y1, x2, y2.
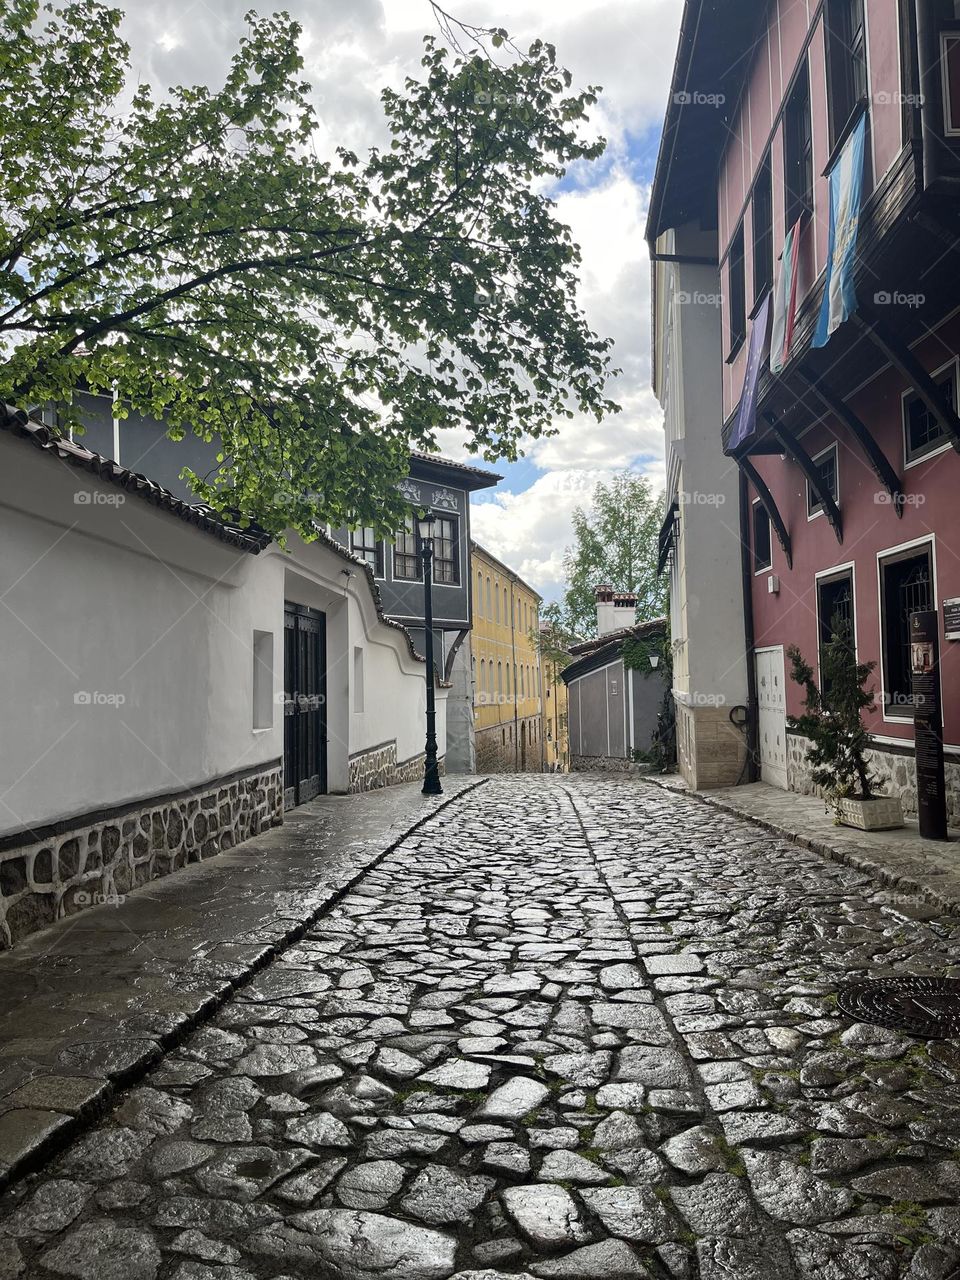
(812, 114, 866, 349)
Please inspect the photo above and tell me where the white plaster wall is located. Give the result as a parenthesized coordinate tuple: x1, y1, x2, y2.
(273, 534, 447, 792)
(0, 436, 284, 836)
(655, 225, 748, 714)
(0, 434, 449, 828)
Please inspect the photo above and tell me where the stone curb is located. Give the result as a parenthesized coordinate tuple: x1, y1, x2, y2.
(0, 778, 487, 1192)
(643, 774, 960, 919)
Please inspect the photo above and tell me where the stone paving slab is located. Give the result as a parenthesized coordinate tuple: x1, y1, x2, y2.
(0, 778, 483, 1190)
(649, 775, 960, 915)
(2, 774, 960, 1278)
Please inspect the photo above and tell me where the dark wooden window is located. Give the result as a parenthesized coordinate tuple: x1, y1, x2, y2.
(817, 569, 855, 694)
(753, 501, 772, 572)
(350, 527, 384, 577)
(904, 367, 955, 464)
(433, 516, 459, 585)
(826, 0, 868, 148)
(806, 444, 839, 518)
(880, 546, 933, 715)
(784, 63, 814, 228)
(728, 223, 746, 356)
(393, 515, 420, 580)
(752, 155, 773, 304)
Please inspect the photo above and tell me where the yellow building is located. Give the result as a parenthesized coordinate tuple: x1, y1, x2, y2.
(539, 631, 569, 772)
(470, 542, 545, 772)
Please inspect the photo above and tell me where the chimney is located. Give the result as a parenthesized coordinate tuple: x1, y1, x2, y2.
(595, 584, 637, 637)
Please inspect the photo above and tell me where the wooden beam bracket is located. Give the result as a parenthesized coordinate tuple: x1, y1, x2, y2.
(856, 303, 960, 454)
(793, 367, 903, 516)
(739, 456, 793, 570)
(763, 411, 844, 543)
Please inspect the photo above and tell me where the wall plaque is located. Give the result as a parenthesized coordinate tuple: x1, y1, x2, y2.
(943, 597, 960, 641)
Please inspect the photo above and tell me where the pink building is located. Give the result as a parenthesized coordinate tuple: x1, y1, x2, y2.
(649, 0, 960, 821)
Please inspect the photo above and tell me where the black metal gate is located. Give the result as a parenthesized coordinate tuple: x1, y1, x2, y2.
(283, 604, 327, 809)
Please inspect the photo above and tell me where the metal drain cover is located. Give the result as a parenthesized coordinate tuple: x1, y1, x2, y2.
(837, 976, 960, 1040)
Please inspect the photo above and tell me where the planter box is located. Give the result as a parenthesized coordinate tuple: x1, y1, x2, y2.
(835, 794, 904, 831)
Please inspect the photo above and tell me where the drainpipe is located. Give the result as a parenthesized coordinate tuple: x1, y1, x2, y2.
(739, 468, 759, 783)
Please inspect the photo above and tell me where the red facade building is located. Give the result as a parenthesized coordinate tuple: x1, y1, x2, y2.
(650, 0, 960, 822)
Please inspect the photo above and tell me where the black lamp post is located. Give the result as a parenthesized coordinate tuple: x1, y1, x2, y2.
(417, 513, 443, 795)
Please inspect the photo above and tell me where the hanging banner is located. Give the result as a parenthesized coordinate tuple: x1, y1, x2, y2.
(770, 218, 802, 373)
(725, 293, 771, 454)
(812, 113, 866, 349)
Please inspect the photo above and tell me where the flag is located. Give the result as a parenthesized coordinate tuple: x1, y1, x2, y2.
(812, 114, 866, 349)
(770, 218, 801, 373)
(725, 293, 771, 454)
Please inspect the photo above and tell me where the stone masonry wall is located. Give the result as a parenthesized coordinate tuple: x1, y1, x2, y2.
(786, 730, 960, 826)
(570, 754, 649, 774)
(0, 764, 283, 950)
(347, 740, 445, 793)
(676, 701, 748, 790)
(475, 719, 543, 774)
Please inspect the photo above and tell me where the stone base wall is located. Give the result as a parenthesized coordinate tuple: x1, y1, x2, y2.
(675, 700, 749, 790)
(570, 754, 649, 774)
(476, 719, 543, 774)
(348, 741, 446, 793)
(786, 731, 960, 826)
(0, 763, 283, 950)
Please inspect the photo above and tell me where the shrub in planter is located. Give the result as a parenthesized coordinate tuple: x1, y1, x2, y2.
(786, 619, 903, 830)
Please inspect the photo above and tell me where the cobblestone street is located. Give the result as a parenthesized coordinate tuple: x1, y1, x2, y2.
(2, 774, 960, 1280)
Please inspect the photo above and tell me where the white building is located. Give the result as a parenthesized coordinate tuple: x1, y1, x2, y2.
(649, 225, 750, 789)
(0, 407, 446, 948)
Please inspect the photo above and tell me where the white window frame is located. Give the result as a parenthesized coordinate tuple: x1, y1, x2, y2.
(875, 533, 937, 725)
(806, 441, 839, 521)
(901, 354, 959, 471)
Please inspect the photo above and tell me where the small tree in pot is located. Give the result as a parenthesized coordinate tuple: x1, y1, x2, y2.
(786, 619, 903, 830)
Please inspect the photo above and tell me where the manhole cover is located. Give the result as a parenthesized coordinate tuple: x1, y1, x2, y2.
(836, 976, 960, 1040)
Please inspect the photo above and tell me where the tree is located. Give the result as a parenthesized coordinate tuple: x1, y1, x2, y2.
(560, 472, 666, 637)
(532, 601, 576, 671)
(787, 619, 876, 802)
(0, 0, 618, 538)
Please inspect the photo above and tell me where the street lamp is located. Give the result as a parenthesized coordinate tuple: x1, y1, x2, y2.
(417, 512, 443, 795)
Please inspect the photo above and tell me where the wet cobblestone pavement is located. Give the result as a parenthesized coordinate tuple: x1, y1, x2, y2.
(2, 775, 960, 1280)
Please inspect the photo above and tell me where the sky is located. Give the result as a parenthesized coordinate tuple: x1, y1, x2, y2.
(121, 0, 685, 603)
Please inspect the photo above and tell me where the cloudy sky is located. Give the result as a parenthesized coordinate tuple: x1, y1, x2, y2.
(122, 0, 684, 602)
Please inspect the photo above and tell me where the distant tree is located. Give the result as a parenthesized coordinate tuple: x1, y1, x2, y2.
(533, 601, 578, 663)
(560, 472, 666, 637)
(0, 0, 618, 538)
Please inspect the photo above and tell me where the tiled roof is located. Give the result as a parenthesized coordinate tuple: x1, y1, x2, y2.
(1, 405, 270, 553)
(409, 449, 502, 488)
(470, 540, 543, 601)
(567, 616, 668, 657)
